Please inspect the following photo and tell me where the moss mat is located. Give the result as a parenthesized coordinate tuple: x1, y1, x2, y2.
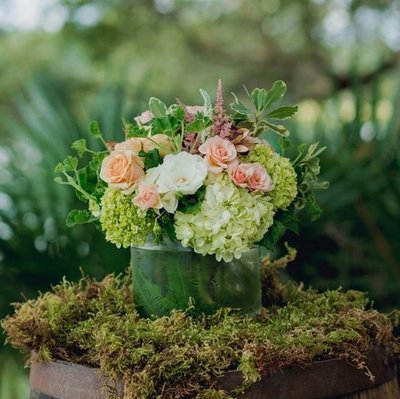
(2, 271, 400, 399)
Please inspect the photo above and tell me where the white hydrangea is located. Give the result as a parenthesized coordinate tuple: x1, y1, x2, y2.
(174, 176, 275, 262)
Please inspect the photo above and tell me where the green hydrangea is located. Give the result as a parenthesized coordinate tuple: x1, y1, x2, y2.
(100, 188, 154, 248)
(174, 176, 275, 262)
(245, 144, 297, 210)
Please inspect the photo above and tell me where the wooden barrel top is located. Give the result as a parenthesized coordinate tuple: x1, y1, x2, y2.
(30, 347, 398, 399)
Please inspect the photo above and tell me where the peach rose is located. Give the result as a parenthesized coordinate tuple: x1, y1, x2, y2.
(140, 134, 173, 157)
(132, 183, 162, 210)
(198, 136, 238, 173)
(134, 110, 154, 125)
(247, 163, 274, 193)
(100, 150, 145, 194)
(114, 138, 142, 153)
(228, 164, 253, 188)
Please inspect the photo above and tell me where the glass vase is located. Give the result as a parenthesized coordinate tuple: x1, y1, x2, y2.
(131, 242, 261, 318)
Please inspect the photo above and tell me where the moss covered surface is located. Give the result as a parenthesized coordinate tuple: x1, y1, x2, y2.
(2, 270, 400, 399)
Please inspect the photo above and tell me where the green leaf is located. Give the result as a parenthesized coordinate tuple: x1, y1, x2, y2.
(66, 209, 95, 227)
(263, 122, 289, 137)
(152, 117, 172, 133)
(313, 180, 330, 190)
(297, 143, 307, 154)
(279, 137, 292, 150)
(260, 221, 287, 250)
(54, 176, 64, 184)
(88, 151, 107, 172)
(306, 196, 323, 221)
(89, 120, 102, 139)
(77, 151, 108, 199)
(267, 105, 298, 120)
(251, 88, 268, 111)
(230, 93, 251, 116)
(186, 117, 212, 132)
(286, 220, 300, 234)
(54, 162, 65, 173)
(149, 97, 167, 118)
(62, 156, 78, 171)
(265, 80, 287, 108)
(139, 149, 162, 170)
(178, 187, 205, 214)
(124, 122, 148, 138)
(199, 89, 213, 117)
(71, 138, 87, 158)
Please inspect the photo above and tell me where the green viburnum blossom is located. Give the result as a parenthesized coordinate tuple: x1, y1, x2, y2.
(245, 144, 297, 210)
(175, 176, 275, 262)
(100, 188, 154, 248)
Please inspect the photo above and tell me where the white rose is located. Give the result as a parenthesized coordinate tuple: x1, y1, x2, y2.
(157, 152, 207, 195)
(142, 166, 162, 185)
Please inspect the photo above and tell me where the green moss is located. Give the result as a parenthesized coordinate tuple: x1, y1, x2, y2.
(2, 272, 399, 399)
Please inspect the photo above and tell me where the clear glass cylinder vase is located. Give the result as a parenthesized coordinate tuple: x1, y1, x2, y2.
(131, 242, 261, 318)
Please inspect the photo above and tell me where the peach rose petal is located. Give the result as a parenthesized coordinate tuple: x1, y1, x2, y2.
(247, 163, 274, 193)
(133, 184, 162, 210)
(100, 150, 145, 194)
(114, 138, 142, 154)
(198, 136, 238, 173)
(229, 164, 252, 188)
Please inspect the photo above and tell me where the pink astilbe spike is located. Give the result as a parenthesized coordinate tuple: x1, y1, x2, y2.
(212, 79, 233, 138)
(216, 79, 224, 116)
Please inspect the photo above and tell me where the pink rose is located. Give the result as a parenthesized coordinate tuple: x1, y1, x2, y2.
(228, 164, 253, 187)
(198, 136, 238, 173)
(134, 110, 154, 125)
(132, 183, 162, 210)
(100, 150, 145, 194)
(246, 163, 274, 193)
(229, 163, 274, 193)
(114, 138, 142, 153)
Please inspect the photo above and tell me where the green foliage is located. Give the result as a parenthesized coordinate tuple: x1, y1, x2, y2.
(185, 115, 212, 132)
(148, 97, 167, 118)
(66, 209, 95, 227)
(54, 142, 108, 227)
(89, 120, 102, 139)
(1, 1, 399, 372)
(71, 138, 88, 158)
(199, 89, 213, 117)
(133, 267, 173, 317)
(267, 106, 298, 120)
(285, 73, 400, 310)
(139, 148, 162, 170)
(0, 78, 131, 353)
(178, 186, 206, 215)
(260, 207, 298, 250)
(124, 120, 148, 138)
(159, 213, 177, 242)
(293, 143, 329, 220)
(231, 81, 298, 138)
(2, 272, 399, 398)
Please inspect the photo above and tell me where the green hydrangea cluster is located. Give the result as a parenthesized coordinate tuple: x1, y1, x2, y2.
(175, 176, 275, 262)
(100, 188, 154, 248)
(245, 144, 297, 210)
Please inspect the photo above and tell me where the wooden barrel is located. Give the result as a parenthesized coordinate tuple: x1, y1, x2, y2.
(30, 347, 399, 399)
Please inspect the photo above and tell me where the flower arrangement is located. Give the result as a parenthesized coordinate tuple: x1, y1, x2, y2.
(55, 80, 327, 262)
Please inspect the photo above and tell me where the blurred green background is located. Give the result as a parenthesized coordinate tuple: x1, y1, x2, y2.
(0, 0, 400, 396)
